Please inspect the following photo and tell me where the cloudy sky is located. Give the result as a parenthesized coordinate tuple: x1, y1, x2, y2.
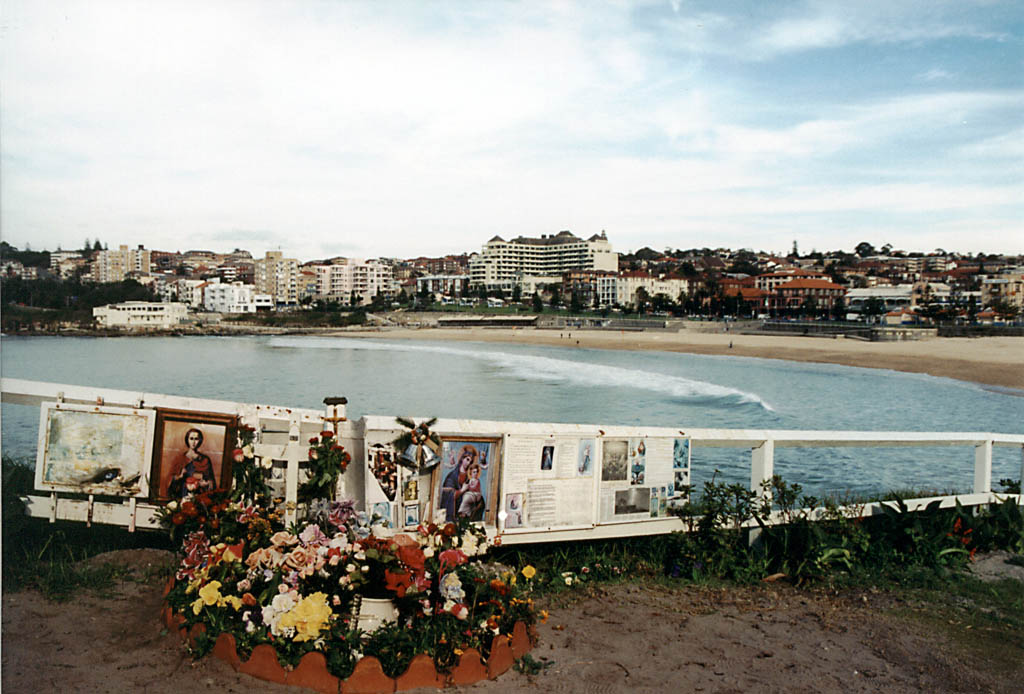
(2, 0, 1021, 261)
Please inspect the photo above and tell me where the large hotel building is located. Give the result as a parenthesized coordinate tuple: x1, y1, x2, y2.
(469, 230, 618, 291)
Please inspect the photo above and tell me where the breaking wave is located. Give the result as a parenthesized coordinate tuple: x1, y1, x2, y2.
(268, 336, 773, 411)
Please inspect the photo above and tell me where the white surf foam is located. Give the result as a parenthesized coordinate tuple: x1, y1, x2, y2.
(268, 336, 773, 410)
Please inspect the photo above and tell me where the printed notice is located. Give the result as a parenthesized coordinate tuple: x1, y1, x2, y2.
(505, 437, 539, 489)
(526, 481, 557, 527)
(525, 478, 594, 528)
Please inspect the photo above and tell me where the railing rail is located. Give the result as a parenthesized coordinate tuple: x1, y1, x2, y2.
(4, 378, 1022, 543)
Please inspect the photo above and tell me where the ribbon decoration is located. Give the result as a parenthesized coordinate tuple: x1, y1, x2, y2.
(392, 417, 442, 470)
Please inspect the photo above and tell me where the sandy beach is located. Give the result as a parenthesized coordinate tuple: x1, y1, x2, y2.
(337, 327, 1024, 391)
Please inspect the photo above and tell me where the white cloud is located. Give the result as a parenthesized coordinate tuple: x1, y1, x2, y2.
(1, 0, 1021, 258)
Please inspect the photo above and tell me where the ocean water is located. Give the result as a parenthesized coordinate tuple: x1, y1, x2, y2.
(2, 335, 1022, 497)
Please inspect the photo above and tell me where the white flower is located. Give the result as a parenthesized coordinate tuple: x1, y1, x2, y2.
(361, 565, 369, 573)
(423, 547, 434, 559)
(354, 551, 366, 561)
(166, 501, 178, 511)
(261, 458, 273, 470)
(462, 535, 479, 556)
(242, 444, 254, 458)
(345, 564, 357, 573)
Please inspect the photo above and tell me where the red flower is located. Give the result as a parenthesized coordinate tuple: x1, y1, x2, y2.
(181, 501, 198, 517)
(309, 437, 319, 445)
(233, 448, 245, 463)
(396, 544, 426, 572)
(441, 523, 457, 537)
(321, 430, 334, 439)
(385, 569, 412, 598)
(171, 513, 185, 525)
(439, 549, 468, 573)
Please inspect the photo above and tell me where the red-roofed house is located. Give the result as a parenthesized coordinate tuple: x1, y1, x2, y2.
(768, 278, 846, 315)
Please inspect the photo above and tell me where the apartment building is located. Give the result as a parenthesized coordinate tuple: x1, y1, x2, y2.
(313, 258, 396, 305)
(469, 230, 618, 291)
(93, 301, 188, 328)
(92, 245, 152, 283)
(254, 251, 299, 306)
(204, 282, 256, 313)
(981, 272, 1024, 310)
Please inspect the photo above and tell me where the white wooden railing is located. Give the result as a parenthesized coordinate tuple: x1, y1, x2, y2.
(3, 378, 1022, 544)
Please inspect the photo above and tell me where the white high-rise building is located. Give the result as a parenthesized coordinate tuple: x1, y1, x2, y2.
(204, 282, 256, 313)
(469, 230, 617, 291)
(93, 245, 152, 283)
(254, 251, 299, 306)
(314, 258, 396, 306)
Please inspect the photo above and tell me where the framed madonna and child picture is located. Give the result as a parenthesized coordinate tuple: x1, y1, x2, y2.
(432, 437, 502, 525)
(151, 409, 238, 502)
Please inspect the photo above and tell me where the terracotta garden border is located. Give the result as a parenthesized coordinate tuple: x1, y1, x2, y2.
(160, 594, 535, 693)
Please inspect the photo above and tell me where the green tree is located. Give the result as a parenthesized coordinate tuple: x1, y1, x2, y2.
(854, 241, 876, 258)
(802, 295, 818, 318)
(862, 297, 886, 323)
(570, 290, 583, 314)
(511, 284, 521, 304)
(532, 291, 544, 313)
(549, 285, 561, 308)
(635, 287, 650, 315)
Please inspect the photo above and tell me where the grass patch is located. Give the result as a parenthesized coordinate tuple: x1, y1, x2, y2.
(3, 457, 173, 600)
(886, 574, 1024, 679)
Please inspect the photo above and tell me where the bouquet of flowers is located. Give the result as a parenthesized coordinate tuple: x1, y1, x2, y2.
(161, 495, 537, 679)
(299, 431, 351, 501)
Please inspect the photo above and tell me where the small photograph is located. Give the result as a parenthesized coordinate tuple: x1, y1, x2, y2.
(629, 439, 646, 486)
(659, 496, 668, 516)
(540, 445, 554, 471)
(673, 438, 689, 470)
(367, 443, 398, 501)
(371, 501, 391, 526)
(601, 439, 628, 481)
(404, 502, 420, 527)
(674, 470, 688, 489)
(667, 481, 674, 497)
(402, 476, 419, 502)
(504, 492, 524, 529)
(577, 439, 594, 476)
(614, 487, 651, 515)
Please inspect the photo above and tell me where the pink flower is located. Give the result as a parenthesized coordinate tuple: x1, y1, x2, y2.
(270, 531, 299, 548)
(450, 603, 468, 620)
(232, 448, 245, 463)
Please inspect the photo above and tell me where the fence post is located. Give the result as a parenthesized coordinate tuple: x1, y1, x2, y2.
(1019, 445, 1024, 507)
(749, 439, 774, 545)
(284, 417, 302, 527)
(973, 440, 993, 495)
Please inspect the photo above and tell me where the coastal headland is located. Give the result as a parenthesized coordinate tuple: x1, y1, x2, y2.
(336, 327, 1024, 392)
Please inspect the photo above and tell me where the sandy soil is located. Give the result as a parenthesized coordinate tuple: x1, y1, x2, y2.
(336, 327, 1024, 391)
(3, 549, 1022, 694)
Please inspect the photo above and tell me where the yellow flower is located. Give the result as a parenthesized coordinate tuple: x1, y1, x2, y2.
(521, 565, 536, 580)
(220, 595, 243, 610)
(539, 609, 549, 623)
(198, 580, 223, 607)
(191, 598, 204, 615)
(278, 592, 332, 642)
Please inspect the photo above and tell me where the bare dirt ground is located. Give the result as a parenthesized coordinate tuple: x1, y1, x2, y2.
(3, 549, 1022, 694)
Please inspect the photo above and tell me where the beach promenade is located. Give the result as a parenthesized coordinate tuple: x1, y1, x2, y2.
(338, 327, 1024, 391)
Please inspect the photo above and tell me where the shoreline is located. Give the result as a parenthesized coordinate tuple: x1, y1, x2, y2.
(5, 325, 1022, 391)
(335, 327, 1024, 392)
